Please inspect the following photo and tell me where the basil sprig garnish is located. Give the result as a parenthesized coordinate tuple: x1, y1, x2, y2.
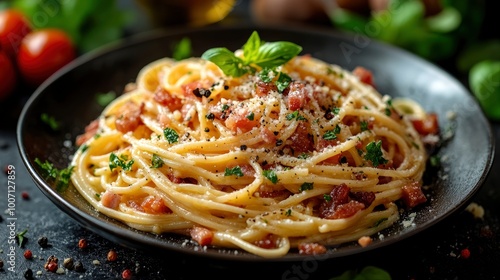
(201, 31, 302, 77)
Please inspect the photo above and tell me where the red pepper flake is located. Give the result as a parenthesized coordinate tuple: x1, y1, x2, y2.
(107, 249, 117, 262)
(460, 248, 471, 259)
(23, 249, 33, 259)
(122, 268, 133, 279)
(78, 238, 88, 249)
(21, 191, 30, 200)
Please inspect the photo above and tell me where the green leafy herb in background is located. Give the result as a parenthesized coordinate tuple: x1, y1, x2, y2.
(469, 60, 500, 120)
(173, 37, 192, 61)
(330, 266, 391, 280)
(11, 0, 133, 52)
(329, 0, 484, 61)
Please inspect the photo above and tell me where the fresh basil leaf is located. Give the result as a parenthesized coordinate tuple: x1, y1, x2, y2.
(253, 42, 302, 69)
(201, 47, 249, 77)
(243, 31, 262, 63)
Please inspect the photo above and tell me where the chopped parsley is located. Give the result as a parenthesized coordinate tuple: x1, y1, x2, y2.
(360, 120, 369, 132)
(323, 194, 332, 202)
(34, 158, 74, 192)
(96, 91, 116, 107)
(263, 169, 278, 184)
(298, 153, 310, 159)
(109, 153, 134, 172)
(364, 141, 388, 166)
(285, 209, 292, 216)
(276, 72, 292, 93)
(163, 127, 179, 144)
(258, 67, 275, 83)
(224, 166, 244, 177)
(246, 112, 255, 120)
(40, 113, 60, 131)
(286, 111, 306, 121)
(299, 182, 314, 192)
(151, 154, 164, 168)
(331, 107, 341, 115)
(323, 124, 341, 140)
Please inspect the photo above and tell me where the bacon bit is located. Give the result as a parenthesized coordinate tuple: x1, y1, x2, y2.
(288, 122, 314, 155)
(358, 236, 373, 247)
(401, 181, 427, 208)
(298, 242, 327, 255)
(254, 234, 280, 249)
(140, 196, 171, 214)
(115, 101, 144, 133)
(154, 87, 183, 111)
(285, 82, 310, 110)
(76, 119, 99, 146)
(225, 108, 259, 134)
(411, 113, 440, 136)
(353, 66, 375, 87)
(101, 191, 121, 209)
(190, 226, 214, 246)
(460, 248, 471, 259)
(255, 81, 278, 96)
(319, 184, 374, 219)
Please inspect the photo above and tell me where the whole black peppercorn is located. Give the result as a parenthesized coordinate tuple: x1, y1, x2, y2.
(24, 268, 33, 279)
(0, 259, 4, 269)
(74, 261, 84, 272)
(63, 258, 74, 270)
(38, 236, 48, 248)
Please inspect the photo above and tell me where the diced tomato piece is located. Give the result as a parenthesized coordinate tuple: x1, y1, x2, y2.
(353, 66, 375, 87)
(411, 113, 439, 136)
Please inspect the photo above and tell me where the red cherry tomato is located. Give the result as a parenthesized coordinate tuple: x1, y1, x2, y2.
(17, 29, 76, 86)
(0, 9, 31, 59)
(0, 50, 17, 100)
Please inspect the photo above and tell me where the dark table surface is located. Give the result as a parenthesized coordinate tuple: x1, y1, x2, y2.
(1, 1, 500, 279)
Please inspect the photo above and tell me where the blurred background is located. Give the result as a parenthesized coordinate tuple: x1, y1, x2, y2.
(0, 0, 499, 122)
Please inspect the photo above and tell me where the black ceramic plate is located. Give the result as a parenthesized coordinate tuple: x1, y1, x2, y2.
(17, 25, 494, 261)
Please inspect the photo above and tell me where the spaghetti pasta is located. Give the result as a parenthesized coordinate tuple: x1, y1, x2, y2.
(71, 34, 436, 258)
